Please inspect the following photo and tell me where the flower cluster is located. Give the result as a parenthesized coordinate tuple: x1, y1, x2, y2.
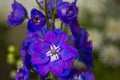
(8, 0, 94, 80)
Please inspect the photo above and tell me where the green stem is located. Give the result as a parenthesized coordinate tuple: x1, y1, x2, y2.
(35, 0, 44, 10)
(51, 0, 57, 29)
(44, 0, 50, 29)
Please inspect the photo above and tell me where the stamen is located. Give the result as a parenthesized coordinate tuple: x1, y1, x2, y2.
(45, 44, 61, 62)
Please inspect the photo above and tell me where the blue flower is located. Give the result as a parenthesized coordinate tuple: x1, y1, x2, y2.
(57, 0, 78, 24)
(59, 69, 94, 80)
(27, 8, 46, 32)
(69, 17, 93, 70)
(39, 0, 62, 11)
(15, 61, 30, 80)
(20, 32, 41, 57)
(8, 0, 27, 26)
(29, 30, 78, 76)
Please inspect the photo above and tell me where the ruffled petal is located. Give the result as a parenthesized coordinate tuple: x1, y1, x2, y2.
(27, 8, 45, 32)
(8, 1, 27, 26)
(56, 32, 68, 47)
(29, 39, 50, 55)
(38, 64, 49, 76)
(60, 43, 78, 61)
(31, 53, 49, 64)
(44, 30, 57, 44)
(49, 60, 64, 76)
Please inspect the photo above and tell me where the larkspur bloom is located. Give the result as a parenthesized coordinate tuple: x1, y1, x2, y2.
(69, 18, 93, 70)
(15, 61, 30, 80)
(59, 69, 94, 80)
(20, 32, 41, 77)
(39, 0, 63, 11)
(77, 28, 93, 70)
(57, 0, 78, 23)
(29, 30, 78, 76)
(7, 0, 94, 79)
(20, 32, 41, 57)
(58, 0, 93, 70)
(27, 8, 46, 32)
(8, 0, 27, 26)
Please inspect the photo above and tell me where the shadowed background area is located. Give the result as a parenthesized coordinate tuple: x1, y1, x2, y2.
(0, 0, 120, 80)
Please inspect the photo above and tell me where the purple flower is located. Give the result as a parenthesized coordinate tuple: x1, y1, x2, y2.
(59, 69, 94, 80)
(27, 8, 46, 32)
(39, 0, 62, 11)
(20, 32, 40, 57)
(29, 30, 78, 76)
(57, 0, 78, 23)
(8, 0, 27, 26)
(69, 18, 93, 70)
(15, 61, 30, 80)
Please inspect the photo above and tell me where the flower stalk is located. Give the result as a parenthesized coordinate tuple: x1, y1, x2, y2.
(44, 0, 50, 29)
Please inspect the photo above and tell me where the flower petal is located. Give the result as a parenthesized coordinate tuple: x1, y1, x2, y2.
(49, 60, 64, 76)
(61, 44, 78, 61)
(27, 8, 45, 32)
(8, 1, 27, 26)
(44, 30, 57, 44)
(56, 32, 68, 47)
(31, 53, 50, 64)
(29, 39, 50, 55)
(38, 64, 49, 76)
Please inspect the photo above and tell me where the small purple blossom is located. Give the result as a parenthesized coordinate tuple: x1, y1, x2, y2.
(39, 0, 62, 11)
(57, 0, 78, 23)
(8, 0, 27, 26)
(15, 61, 30, 80)
(29, 30, 78, 76)
(59, 69, 94, 80)
(7, 0, 94, 79)
(20, 32, 41, 57)
(69, 18, 93, 70)
(27, 8, 46, 32)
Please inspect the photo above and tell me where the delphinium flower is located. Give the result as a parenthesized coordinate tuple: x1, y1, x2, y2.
(39, 0, 63, 11)
(57, 0, 93, 70)
(7, 0, 94, 80)
(17, 32, 42, 80)
(20, 32, 41, 57)
(8, 0, 27, 26)
(15, 61, 30, 80)
(57, 0, 78, 24)
(29, 30, 78, 77)
(27, 8, 46, 32)
(59, 69, 94, 80)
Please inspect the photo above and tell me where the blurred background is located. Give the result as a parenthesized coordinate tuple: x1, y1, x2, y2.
(0, 0, 120, 80)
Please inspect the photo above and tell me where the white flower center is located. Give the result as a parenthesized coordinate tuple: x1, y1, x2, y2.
(74, 75, 83, 80)
(46, 44, 61, 62)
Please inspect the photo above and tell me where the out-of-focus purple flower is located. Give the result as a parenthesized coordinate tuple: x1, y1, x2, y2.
(39, 0, 62, 11)
(59, 69, 94, 80)
(69, 18, 93, 70)
(29, 30, 78, 76)
(15, 61, 30, 80)
(27, 8, 46, 32)
(8, 0, 27, 26)
(20, 32, 41, 57)
(57, 0, 78, 23)
(18, 32, 40, 80)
